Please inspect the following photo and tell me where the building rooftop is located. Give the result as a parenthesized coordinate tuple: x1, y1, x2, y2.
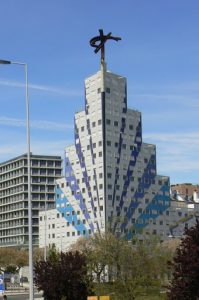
(0, 153, 62, 166)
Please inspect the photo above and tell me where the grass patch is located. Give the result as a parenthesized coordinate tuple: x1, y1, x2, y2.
(137, 290, 166, 300)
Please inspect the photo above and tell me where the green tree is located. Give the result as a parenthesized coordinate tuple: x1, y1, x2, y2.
(167, 221, 199, 300)
(0, 248, 28, 273)
(72, 232, 171, 300)
(34, 248, 92, 300)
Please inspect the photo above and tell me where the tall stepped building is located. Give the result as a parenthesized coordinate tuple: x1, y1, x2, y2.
(39, 32, 170, 250)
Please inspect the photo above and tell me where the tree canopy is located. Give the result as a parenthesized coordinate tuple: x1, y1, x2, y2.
(34, 248, 92, 300)
(0, 248, 28, 273)
(167, 220, 199, 300)
(71, 232, 172, 300)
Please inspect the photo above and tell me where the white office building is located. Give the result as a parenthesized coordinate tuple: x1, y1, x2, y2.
(0, 154, 62, 247)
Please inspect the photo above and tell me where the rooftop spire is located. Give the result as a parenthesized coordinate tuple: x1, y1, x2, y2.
(90, 29, 121, 64)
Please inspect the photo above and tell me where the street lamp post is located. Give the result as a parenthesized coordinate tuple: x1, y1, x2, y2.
(44, 184, 47, 261)
(0, 59, 34, 300)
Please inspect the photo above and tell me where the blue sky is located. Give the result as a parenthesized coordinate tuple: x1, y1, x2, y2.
(0, 0, 198, 184)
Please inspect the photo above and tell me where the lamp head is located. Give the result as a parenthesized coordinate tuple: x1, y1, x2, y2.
(0, 60, 11, 64)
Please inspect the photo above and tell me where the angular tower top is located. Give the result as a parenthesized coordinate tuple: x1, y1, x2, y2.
(90, 29, 121, 64)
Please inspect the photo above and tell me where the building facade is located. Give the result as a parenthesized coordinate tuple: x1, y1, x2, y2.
(171, 183, 199, 202)
(0, 154, 62, 247)
(39, 63, 171, 250)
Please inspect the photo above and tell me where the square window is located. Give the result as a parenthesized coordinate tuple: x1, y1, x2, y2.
(106, 119, 111, 125)
(129, 124, 133, 130)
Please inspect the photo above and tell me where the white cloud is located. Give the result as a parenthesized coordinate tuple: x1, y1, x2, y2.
(133, 93, 198, 104)
(31, 140, 71, 156)
(0, 79, 82, 97)
(144, 132, 199, 143)
(144, 132, 199, 175)
(0, 139, 72, 162)
(0, 116, 73, 131)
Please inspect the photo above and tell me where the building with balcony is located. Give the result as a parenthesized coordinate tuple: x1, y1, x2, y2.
(0, 153, 62, 247)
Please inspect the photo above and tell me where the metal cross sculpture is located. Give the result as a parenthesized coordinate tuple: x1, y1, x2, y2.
(90, 29, 121, 63)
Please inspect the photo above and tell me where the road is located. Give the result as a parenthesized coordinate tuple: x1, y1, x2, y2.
(2, 294, 43, 300)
